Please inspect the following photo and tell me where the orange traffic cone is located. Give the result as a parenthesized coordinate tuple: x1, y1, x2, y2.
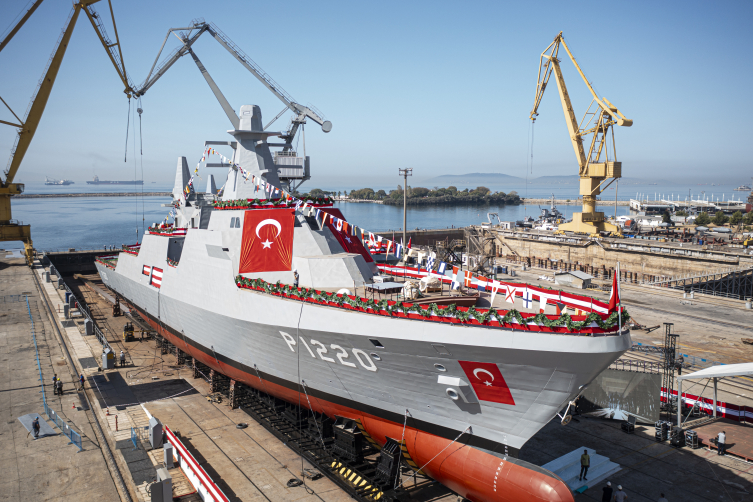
(72, 402, 75, 410)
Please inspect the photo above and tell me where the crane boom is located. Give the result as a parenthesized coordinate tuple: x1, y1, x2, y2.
(1, 0, 137, 265)
(135, 19, 331, 149)
(0, 0, 45, 54)
(529, 32, 633, 237)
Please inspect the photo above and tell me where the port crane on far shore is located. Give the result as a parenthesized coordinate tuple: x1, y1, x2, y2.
(530, 32, 633, 237)
(0, 0, 136, 265)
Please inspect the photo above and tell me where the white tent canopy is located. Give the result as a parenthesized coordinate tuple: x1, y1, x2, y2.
(677, 362, 753, 381)
(676, 362, 753, 427)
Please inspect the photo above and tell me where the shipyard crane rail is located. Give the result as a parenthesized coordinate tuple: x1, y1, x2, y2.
(136, 19, 332, 151)
(529, 32, 633, 237)
(0, 0, 136, 265)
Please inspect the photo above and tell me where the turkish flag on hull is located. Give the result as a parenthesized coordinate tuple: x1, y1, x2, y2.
(239, 209, 295, 273)
(458, 360, 516, 405)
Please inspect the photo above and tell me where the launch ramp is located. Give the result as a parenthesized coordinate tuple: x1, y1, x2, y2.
(542, 447, 621, 493)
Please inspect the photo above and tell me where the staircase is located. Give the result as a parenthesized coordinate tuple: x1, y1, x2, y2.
(542, 447, 621, 493)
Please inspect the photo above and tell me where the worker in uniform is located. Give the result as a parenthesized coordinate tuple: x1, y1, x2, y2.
(32, 417, 41, 439)
(119, 350, 126, 367)
(52, 374, 58, 395)
(579, 449, 590, 481)
(56, 378, 63, 396)
(717, 430, 726, 455)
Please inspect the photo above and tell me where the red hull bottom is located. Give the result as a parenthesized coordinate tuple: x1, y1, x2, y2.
(137, 309, 573, 502)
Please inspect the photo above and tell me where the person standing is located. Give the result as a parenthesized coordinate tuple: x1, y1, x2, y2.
(56, 378, 63, 396)
(579, 449, 590, 481)
(32, 417, 40, 439)
(52, 374, 58, 396)
(293, 269, 299, 289)
(79, 374, 85, 390)
(717, 431, 726, 455)
(613, 485, 628, 502)
(119, 350, 126, 367)
(602, 481, 613, 502)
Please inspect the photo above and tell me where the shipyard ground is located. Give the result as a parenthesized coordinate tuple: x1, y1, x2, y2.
(3, 252, 753, 502)
(1, 254, 456, 502)
(0, 255, 122, 501)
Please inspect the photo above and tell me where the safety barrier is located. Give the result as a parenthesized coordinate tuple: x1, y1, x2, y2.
(44, 402, 82, 450)
(164, 425, 229, 502)
(25, 295, 83, 451)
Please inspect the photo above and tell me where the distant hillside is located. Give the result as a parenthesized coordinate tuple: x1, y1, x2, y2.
(425, 173, 676, 186)
(425, 172, 523, 184)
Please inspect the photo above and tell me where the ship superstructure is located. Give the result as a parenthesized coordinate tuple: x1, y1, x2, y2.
(95, 104, 630, 502)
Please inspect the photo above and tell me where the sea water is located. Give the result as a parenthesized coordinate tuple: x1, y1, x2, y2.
(8, 181, 746, 251)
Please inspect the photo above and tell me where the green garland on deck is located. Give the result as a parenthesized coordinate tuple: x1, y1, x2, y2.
(214, 195, 333, 209)
(234, 275, 629, 331)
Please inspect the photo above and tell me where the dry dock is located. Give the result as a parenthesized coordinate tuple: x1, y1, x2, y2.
(4, 249, 753, 501)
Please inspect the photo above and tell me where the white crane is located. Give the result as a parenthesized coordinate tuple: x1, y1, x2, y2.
(137, 19, 331, 158)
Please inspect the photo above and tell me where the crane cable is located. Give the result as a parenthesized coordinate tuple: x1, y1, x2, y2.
(132, 98, 138, 243)
(138, 98, 145, 239)
(123, 97, 130, 162)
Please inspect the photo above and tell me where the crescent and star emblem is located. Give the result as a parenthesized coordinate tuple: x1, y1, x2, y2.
(256, 219, 281, 249)
(473, 368, 495, 386)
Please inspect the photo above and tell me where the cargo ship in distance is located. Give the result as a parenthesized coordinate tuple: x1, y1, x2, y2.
(45, 176, 74, 185)
(86, 175, 143, 185)
(95, 104, 631, 502)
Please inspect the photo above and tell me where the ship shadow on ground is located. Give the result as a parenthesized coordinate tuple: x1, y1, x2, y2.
(88, 372, 198, 410)
(520, 414, 753, 501)
(175, 433, 242, 502)
(127, 377, 199, 405)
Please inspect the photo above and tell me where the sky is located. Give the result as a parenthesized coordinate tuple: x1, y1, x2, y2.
(1, 0, 751, 189)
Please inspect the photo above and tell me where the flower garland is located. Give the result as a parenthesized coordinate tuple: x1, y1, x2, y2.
(96, 256, 118, 270)
(121, 245, 139, 256)
(235, 275, 629, 332)
(213, 196, 333, 210)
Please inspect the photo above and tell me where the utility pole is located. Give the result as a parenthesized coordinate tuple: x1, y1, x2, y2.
(399, 168, 412, 254)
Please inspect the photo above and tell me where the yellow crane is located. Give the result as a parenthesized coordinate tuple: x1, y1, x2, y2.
(0, 0, 136, 265)
(530, 32, 633, 237)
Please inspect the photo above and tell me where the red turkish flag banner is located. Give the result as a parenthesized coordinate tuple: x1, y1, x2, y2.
(320, 208, 374, 263)
(239, 209, 295, 273)
(458, 360, 516, 405)
(608, 272, 620, 313)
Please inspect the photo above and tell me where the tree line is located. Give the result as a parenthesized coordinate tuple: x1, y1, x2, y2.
(296, 186, 522, 206)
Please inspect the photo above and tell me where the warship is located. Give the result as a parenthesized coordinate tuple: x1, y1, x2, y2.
(95, 104, 631, 502)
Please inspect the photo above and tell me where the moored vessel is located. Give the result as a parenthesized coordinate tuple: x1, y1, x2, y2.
(95, 104, 630, 502)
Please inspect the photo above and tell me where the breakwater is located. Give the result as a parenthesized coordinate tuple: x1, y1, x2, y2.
(522, 198, 629, 205)
(17, 192, 171, 199)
